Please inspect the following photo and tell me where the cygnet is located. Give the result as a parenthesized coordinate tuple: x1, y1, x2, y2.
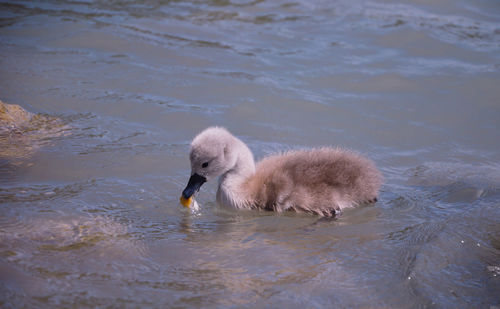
(180, 127, 383, 217)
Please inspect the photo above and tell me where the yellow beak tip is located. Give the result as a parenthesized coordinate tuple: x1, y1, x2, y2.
(179, 196, 192, 208)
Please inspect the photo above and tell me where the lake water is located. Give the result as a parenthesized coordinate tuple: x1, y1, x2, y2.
(1, 0, 500, 307)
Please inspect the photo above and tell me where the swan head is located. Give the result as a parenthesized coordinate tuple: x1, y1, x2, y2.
(181, 127, 238, 203)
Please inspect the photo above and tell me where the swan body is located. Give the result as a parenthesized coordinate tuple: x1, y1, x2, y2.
(181, 127, 383, 216)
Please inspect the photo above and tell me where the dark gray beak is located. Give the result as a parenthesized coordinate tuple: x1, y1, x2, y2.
(182, 173, 207, 199)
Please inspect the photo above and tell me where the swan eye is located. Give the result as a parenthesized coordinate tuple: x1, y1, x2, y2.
(202, 162, 209, 168)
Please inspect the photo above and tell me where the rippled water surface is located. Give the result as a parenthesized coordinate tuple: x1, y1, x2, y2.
(1, 0, 500, 307)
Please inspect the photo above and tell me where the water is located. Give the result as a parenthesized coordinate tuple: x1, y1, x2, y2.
(1, 0, 500, 307)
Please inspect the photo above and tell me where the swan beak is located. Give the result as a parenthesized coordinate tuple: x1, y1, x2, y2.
(180, 173, 206, 207)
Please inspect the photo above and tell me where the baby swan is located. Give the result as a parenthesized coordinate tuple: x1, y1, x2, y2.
(181, 127, 382, 217)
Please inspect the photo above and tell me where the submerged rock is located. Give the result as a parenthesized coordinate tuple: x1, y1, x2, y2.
(0, 99, 69, 160)
(0, 100, 35, 132)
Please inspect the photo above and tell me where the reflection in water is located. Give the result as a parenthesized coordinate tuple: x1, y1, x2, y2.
(1, 0, 500, 307)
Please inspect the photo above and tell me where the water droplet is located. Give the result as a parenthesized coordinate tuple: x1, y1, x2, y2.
(192, 199, 200, 212)
(487, 265, 500, 276)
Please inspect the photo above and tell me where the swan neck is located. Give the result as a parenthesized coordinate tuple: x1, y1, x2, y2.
(217, 141, 255, 209)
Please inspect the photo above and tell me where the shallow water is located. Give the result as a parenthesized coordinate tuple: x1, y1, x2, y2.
(1, 0, 500, 307)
